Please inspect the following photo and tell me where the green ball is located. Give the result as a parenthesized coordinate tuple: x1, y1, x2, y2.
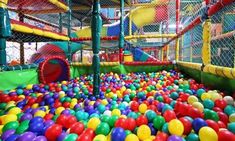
(153, 116, 165, 130)
(186, 133, 199, 141)
(0, 103, 7, 109)
(228, 123, 235, 134)
(203, 99, 214, 109)
(3, 121, 19, 132)
(156, 96, 164, 102)
(108, 115, 118, 127)
(145, 110, 157, 122)
(16, 120, 29, 134)
(224, 105, 235, 116)
(100, 115, 110, 123)
(64, 133, 78, 141)
(125, 130, 132, 135)
(127, 112, 138, 119)
(95, 122, 110, 135)
(204, 109, 219, 121)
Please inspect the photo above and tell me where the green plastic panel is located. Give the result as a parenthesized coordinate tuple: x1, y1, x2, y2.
(0, 69, 39, 91)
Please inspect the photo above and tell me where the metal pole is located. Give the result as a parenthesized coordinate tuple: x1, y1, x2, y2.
(0, 0, 11, 66)
(59, 13, 63, 33)
(119, 0, 125, 63)
(67, 0, 72, 62)
(19, 13, 25, 65)
(92, 0, 102, 96)
(80, 47, 83, 62)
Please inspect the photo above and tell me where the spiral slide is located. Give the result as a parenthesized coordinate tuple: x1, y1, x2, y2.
(32, 0, 169, 83)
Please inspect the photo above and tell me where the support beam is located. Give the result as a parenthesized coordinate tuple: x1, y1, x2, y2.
(19, 12, 25, 65)
(59, 13, 63, 33)
(119, 0, 125, 63)
(0, 0, 11, 66)
(67, 0, 72, 62)
(92, 0, 102, 96)
(202, 19, 211, 65)
(175, 0, 180, 61)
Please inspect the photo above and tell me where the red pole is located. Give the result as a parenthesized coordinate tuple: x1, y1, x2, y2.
(119, 48, 123, 63)
(176, 0, 180, 34)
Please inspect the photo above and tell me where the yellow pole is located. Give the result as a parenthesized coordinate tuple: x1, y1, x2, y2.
(161, 48, 164, 61)
(129, 9, 132, 36)
(202, 19, 211, 65)
(175, 39, 180, 61)
(166, 45, 169, 61)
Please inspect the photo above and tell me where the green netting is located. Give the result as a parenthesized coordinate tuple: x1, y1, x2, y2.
(0, 69, 38, 90)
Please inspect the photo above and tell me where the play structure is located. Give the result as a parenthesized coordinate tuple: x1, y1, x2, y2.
(0, 0, 235, 140)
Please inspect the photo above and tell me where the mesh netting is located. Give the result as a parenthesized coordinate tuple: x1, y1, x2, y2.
(210, 3, 235, 68)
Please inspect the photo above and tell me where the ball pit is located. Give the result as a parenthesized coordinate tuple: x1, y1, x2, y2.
(0, 70, 235, 141)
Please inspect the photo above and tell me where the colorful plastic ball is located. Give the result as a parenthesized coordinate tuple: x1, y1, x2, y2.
(153, 116, 165, 130)
(28, 121, 44, 133)
(1, 129, 15, 140)
(34, 110, 46, 118)
(45, 124, 62, 141)
(57, 132, 68, 141)
(228, 123, 235, 134)
(8, 107, 22, 115)
(136, 115, 148, 126)
(64, 133, 78, 141)
(137, 125, 151, 140)
(108, 115, 119, 127)
(145, 110, 157, 122)
(33, 136, 47, 141)
(87, 117, 101, 130)
(218, 129, 235, 141)
(17, 131, 36, 141)
(229, 113, 235, 122)
(125, 118, 136, 131)
(139, 104, 147, 114)
(192, 102, 204, 112)
(125, 134, 139, 141)
(112, 109, 121, 117)
(206, 120, 219, 133)
(16, 120, 29, 134)
(115, 118, 126, 129)
(111, 127, 126, 141)
(96, 122, 110, 136)
(2, 121, 19, 132)
(5, 134, 20, 141)
(162, 123, 169, 134)
(179, 117, 192, 135)
(199, 127, 218, 141)
(223, 96, 234, 105)
(1, 114, 17, 125)
(70, 122, 84, 135)
(215, 99, 227, 110)
(93, 135, 107, 141)
(203, 99, 214, 109)
(167, 135, 183, 141)
(185, 133, 199, 141)
(55, 107, 65, 115)
(163, 110, 176, 122)
(192, 118, 208, 133)
(168, 119, 184, 136)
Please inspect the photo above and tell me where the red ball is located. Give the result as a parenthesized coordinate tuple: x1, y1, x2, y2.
(130, 101, 139, 111)
(136, 115, 148, 126)
(215, 99, 227, 110)
(179, 117, 192, 135)
(218, 130, 235, 141)
(188, 107, 203, 119)
(115, 118, 127, 129)
(218, 121, 226, 128)
(163, 110, 176, 122)
(206, 120, 219, 133)
(45, 124, 62, 141)
(56, 114, 68, 127)
(63, 102, 70, 108)
(44, 113, 54, 120)
(65, 115, 77, 129)
(70, 122, 84, 135)
(154, 132, 168, 141)
(125, 118, 136, 131)
(217, 112, 229, 125)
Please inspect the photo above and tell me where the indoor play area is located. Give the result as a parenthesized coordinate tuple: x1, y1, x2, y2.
(0, 0, 235, 141)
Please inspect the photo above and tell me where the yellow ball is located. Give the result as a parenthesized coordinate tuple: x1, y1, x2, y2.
(34, 110, 46, 118)
(229, 113, 235, 122)
(70, 101, 77, 109)
(192, 102, 204, 112)
(139, 104, 147, 114)
(55, 107, 65, 115)
(199, 127, 218, 141)
(8, 107, 22, 115)
(201, 93, 211, 101)
(125, 134, 139, 141)
(18, 95, 25, 99)
(101, 99, 108, 105)
(32, 103, 39, 109)
(93, 135, 107, 141)
(1, 114, 17, 125)
(87, 117, 101, 130)
(112, 109, 121, 117)
(187, 96, 198, 105)
(26, 84, 33, 90)
(137, 125, 151, 140)
(71, 98, 78, 103)
(0, 125, 3, 134)
(168, 119, 184, 136)
(5, 102, 16, 110)
(210, 93, 222, 101)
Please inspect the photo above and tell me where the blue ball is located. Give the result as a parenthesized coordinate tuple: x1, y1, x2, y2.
(111, 127, 126, 141)
(192, 118, 208, 133)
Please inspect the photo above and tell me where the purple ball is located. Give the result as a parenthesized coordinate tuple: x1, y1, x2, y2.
(20, 113, 33, 121)
(1, 129, 15, 140)
(167, 135, 183, 141)
(61, 109, 70, 115)
(17, 132, 36, 141)
(33, 136, 47, 141)
(157, 102, 164, 112)
(57, 132, 68, 141)
(53, 93, 59, 99)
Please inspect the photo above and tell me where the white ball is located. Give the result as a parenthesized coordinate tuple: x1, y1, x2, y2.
(223, 96, 234, 105)
(103, 110, 111, 116)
